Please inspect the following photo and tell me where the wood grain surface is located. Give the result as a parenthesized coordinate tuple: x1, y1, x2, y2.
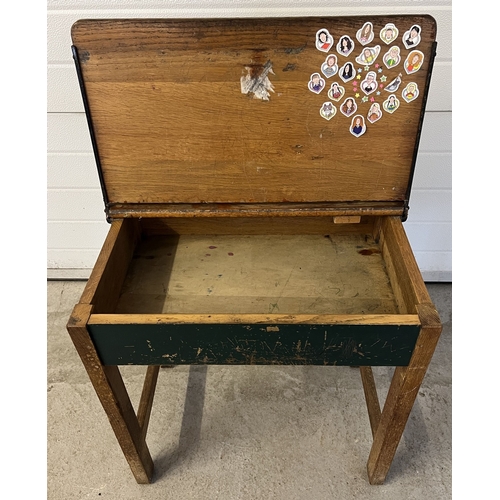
(72, 16, 437, 208)
(114, 232, 398, 315)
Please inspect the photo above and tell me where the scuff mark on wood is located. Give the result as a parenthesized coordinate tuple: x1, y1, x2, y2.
(161, 353, 177, 360)
(269, 302, 279, 313)
(282, 44, 307, 55)
(241, 60, 275, 101)
(79, 50, 90, 63)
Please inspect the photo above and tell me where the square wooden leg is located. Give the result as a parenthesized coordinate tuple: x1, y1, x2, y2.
(366, 303, 441, 484)
(67, 304, 154, 484)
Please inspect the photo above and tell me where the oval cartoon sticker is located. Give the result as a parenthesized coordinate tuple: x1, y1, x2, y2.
(340, 97, 357, 117)
(404, 50, 425, 74)
(356, 22, 374, 45)
(361, 71, 378, 95)
(320, 102, 337, 120)
(383, 46, 401, 69)
(367, 102, 383, 123)
(402, 82, 419, 103)
(339, 62, 356, 83)
(328, 82, 345, 101)
(355, 46, 381, 66)
(380, 23, 399, 45)
(321, 54, 339, 78)
(403, 25, 422, 49)
(336, 35, 355, 57)
(384, 73, 403, 93)
(350, 115, 367, 137)
(308, 73, 326, 94)
(316, 29, 334, 52)
(383, 94, 400, 114)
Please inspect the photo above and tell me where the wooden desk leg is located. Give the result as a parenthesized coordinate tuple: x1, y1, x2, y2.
(366, 304, 441, 484)
(67, 304, 154, 484)
(138, 366, 161, 442)
(360, 367, 381, 438)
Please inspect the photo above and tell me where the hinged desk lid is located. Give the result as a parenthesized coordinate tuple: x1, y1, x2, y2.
(71, 15, 437, 217)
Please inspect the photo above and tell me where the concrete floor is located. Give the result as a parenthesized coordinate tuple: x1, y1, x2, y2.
(47, 281, 451, 499)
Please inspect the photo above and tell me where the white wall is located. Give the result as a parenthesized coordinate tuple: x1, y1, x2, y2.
(47, 0, 452, 281)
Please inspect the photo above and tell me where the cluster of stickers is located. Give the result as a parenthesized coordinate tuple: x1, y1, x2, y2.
(308, 21, 425, 137)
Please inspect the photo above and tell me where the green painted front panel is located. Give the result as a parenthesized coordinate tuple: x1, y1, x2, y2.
(88, 323, 420, 366)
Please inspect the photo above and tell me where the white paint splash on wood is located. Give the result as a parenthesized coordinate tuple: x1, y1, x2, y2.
(240, 60, 275, 101)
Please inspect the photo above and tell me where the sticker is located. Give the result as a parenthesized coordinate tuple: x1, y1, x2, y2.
(402, 82, 419, 103)
(383, 94, 400, 114)
(316, 29, 334, 52)
(320, 102, 337, 120)
(321, 54, 339, 78)
(367, 102, 383, 123)
(403, 25, 422, 49)
(383, 46, 401, 69)
(339, 62, 356, 83)
(355, 45, 381, 66)
(327, 82, 345, 101)
(404, 50, 425, 74)
(380, 23, 399, 45)
(308, 73, 326, 94)
(340, 97, 357, 117)
(356, 22, 374, 46)
(336, 35, 355, 57)
(350, 115, 367, 137)
(384, 73, 403, 92)
(360, 71, 378, 95)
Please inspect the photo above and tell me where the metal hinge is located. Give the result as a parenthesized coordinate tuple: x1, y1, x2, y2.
(402, 200, 409, 222)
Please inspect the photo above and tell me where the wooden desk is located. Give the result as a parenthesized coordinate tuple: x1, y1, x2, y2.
(67, 15, 441, 484)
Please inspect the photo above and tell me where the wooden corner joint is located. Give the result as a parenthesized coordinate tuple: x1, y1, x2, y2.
(415, 303, 442, 331)
(67, 303, 94, 329)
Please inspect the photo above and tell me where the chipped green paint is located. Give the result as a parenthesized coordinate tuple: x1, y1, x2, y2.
(87, 323, 420, 366)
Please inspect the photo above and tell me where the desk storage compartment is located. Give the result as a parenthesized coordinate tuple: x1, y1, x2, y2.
(82, 215, 430, 368)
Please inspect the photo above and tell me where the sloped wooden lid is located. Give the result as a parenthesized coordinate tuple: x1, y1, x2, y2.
(71, 15, 436, 214)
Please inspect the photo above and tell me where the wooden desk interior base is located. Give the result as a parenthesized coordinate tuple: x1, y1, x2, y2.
(116, 232, 397, 315)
